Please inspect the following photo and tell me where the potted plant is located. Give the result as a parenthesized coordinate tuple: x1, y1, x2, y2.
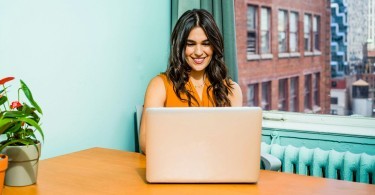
(0, 76, 44, 186)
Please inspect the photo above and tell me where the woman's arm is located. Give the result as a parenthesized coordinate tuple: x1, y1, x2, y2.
(140, 76, 166, 154)
(229, 81, 243, 107)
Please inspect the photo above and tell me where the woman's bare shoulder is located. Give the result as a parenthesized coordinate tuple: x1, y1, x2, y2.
(144, 74, 167, 107)
(228, 79, 243, 107)
(150, 74, 164, 84)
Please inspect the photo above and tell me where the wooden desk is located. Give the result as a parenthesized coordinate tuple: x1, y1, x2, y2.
(3, 147, 374, 195)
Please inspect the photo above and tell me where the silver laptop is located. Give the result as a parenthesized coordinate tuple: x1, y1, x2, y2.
(145, 107, 262, 183)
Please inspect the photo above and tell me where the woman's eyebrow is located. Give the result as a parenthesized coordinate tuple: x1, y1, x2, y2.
(186, 39, 210, 43)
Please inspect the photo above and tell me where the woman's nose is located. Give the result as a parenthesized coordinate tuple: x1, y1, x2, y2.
(194, 45, 203, 56)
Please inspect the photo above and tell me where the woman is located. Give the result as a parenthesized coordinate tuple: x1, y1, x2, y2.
(140, 9, 242, 153)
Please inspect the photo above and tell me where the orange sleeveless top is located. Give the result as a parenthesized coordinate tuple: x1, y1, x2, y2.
(159, 74, 215, 107)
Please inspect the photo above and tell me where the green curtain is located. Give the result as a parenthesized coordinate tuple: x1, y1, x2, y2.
(171, 0, 238, 82)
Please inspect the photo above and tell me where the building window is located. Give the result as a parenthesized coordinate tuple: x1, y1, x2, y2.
(330, 109, 338, 115)
(247, 83, 259, 106)
(278, 10, 288, 53)
(330, 97, 338, 104)
(247, 5, 257, 55)
(278, 79, 288, 111)
(261, 7, 271, 54)
(304, 14, 312, 51)
(313, 16, 320, 51)
(289, 12, 299, 52)
(289, 77, 298, 112)
(261, 81, 271, 110)
(313, 73, 320, 106)
(304, 75, 312, 110)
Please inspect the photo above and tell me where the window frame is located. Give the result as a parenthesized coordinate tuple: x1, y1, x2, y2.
(247, 83, 259, 107)
(260, 7, 271, 54)
(304, 14, 312, 52)
(313, 15, 320, 51)
(289, 77, 299, 112)
(330, 97, 338, 105)
(261, 81, 271, 110)
(313, 73, 320, 107)
(289, 11, 299, 53)
(247, 5, 258, 55)
(278, 78, 288, 111)
(304, 74, 312, 110)
(278, 10, 288, 53)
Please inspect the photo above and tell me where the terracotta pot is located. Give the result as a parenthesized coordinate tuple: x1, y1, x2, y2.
(2, 143, 41, 186)
(0, 154, 8, 194)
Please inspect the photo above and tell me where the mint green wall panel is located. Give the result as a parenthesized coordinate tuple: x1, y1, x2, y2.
(0, 0, 170, 159)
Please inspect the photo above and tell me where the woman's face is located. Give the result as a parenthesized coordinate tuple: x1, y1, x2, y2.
(185, 27, 213, 73)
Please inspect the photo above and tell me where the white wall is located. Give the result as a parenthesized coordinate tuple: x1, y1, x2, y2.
(0, 0, 170, 159)
(330, 89, 348, 115)
(353, 99, 373, 117)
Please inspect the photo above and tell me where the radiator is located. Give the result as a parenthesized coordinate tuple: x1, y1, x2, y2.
(261, 142, 375, 184)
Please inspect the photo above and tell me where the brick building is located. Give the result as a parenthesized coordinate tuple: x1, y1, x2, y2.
(234, 0, 331, 114)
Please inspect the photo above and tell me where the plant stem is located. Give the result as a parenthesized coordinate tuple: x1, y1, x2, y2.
(18, 88, 21, 102)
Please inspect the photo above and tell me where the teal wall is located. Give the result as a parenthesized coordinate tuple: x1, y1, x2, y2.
(0, 0, 170, 159)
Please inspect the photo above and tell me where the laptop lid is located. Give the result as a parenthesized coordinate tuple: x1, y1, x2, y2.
(145, 107, 262, 183)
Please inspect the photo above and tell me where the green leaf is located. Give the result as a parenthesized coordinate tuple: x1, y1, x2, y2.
(22, 103, 40, 122)
(0, 96, 7, 106)
(31, 112, 40, 123)
(0, 138, 35, 153)
(22, 103, 32, 114)
(3, 122, 22, 135)
(20, 80, 43, 114)
(0, 118, 13, 127)
(0, 86, 9, 95)
(2, 111, 29, 118)
(26, 128, 37, 141)
(17, 117, 44, 142)
(0, 118, 13, 134)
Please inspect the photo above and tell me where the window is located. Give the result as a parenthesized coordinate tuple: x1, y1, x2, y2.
(247, 5, 257, 55)
(304, 75, 312, 110)
(247, 84, 259, 106)
(313, 16, 320, 51)
(330, 109, 338, 115)
(330, 97, 338, 104)
(289, 12, 299, 52)
(313, 73, 320, 106)
(289, 77, 299, 112)
(278, 10, 288, 53)
(247, 6, 271, 56)
(261, 81, 271, 110)
(304, 14, 312, 51)
(261, 7, 271, 53)
(278, 79, 288, 111)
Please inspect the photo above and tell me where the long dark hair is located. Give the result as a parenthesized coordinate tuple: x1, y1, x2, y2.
(165, 9, 233, 106)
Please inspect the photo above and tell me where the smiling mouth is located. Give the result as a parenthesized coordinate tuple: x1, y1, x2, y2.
(193, 58, 205, 64)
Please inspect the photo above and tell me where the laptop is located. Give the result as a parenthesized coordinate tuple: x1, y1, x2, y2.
(145, 107, 262, 183)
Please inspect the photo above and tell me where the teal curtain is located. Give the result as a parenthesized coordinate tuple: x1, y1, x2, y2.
(171, 0, 238, 82)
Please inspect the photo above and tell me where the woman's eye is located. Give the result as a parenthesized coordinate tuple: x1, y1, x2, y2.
(186, 43, 194, 47)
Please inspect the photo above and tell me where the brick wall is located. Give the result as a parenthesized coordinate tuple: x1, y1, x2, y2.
(234, 0, 331, 114)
